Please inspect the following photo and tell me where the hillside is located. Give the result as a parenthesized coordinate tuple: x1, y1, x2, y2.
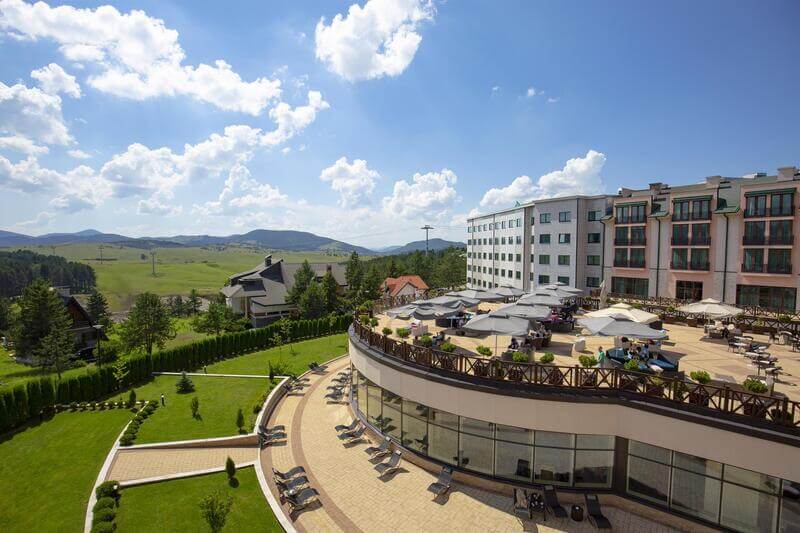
(381, 238, 465, 254)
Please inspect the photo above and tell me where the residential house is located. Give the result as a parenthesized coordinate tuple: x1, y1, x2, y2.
(381, 275, 429, 299)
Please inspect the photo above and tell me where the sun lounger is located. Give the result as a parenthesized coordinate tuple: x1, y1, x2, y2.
(374, 450, 402, 477)
(427, 466, 453, 498)
(334, 419, 359, 433)
(585, 493, 612, 530)
(341, 426, 366, 444)
(308, 362, 327, 372)
(365, 436, 392, 459)
(276, 475, 309, 494)
(273, 466, 306, 481)
(513, 488, 531, 519)
(285, 487, 320, 513)
(543, 485, 567, 518)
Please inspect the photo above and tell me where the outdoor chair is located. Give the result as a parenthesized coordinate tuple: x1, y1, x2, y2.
(273, 466, 306, 481)
(308, 362, 327, 372)
(585, 493, 612, 530)
(276, 474, 309, 494)
(325, 391, 344, 400)
(543, 485, 567, 518)
(334, 419, 359, 433)
(365, 436, 392, 459)
(513, 488, 531, 519)
(374, 450, 403, 477)
(427, 466, 453, 498)
(341, 426, 366, 445)
(285, 487, 320, 513)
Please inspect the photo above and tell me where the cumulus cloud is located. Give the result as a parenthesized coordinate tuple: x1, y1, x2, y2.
(0, 135, 48, 155)
(67, 149, 91, 159)
(480, 150, 607, 208)
(14, 210, 55, 229)
(382, 168, 459, 219)
(0, 81, 71, 145)
(319, 156, 379, 208)
(526, 87, 538, 98)
(315, 0, 434, 81)
(137, 197, 182, 216)
(30, 63, 81, 97)
(0, 0, 284, 115)
(193, 164, 286, 216)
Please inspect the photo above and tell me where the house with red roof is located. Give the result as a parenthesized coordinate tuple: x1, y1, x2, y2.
(382, 275, 429, 299)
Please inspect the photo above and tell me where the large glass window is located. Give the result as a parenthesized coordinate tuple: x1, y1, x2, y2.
(744, 221, 765, 244)
(671, 468, 721, 521)
(428, 424, 459, 465)
(672, 224, 689, 245)
(672, 248, 688, 270)
(630, 226, 646, 245)
(673, 200, 690, 221)
(769, 220, 793, 244)
(539, 233, 550, 244)
(628, 455, 671, 504)
(534, 446, 574, 486)
(746, 194, 767, 217)
(367, 380, 382, 428)
(611, 277, 648, 297)
(495, 440, 533, 482)
(575, 450, 614, 488)
(737, 285, 797, 311)
(770, 192, 794, 216)
(460, 432, 494, 474)
(676, 280, 703, 301)
(721, 483, 778, 532)
(381, 389, 402, 440)
(780, 480, 800, 532)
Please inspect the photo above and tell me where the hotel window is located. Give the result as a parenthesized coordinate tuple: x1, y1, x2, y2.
(495, 425, 533, 482)
(670, 452, 722, 522)
(539, 255, 550, 265)
(501, 237, 506, 244)
(690, 248, 709, 270)
(615, 226, 628, 245)
(767, 249, 791, 274)
(676, 280, 702, 301)
(540, 213, 551, 223)
(558, 255, 570, 266)
(720, 465, 780, 532)
(736, 285, 796, 311)
(672, 224, 689, 245)
(515, 254, 521, 262)
(459, 417, 495, 475)
(586, 277, 600, 288)
(770, 192, 793, 216)
(501, 221, 506, 229)
(742, 223, 762, 245)
(587, 255, 600, 266)
(501, 269, 506, 277)
(587, 232, 600, 243)
(671, 249, 687, 270)
(743, 249, 764, 272)
(558, 211, 571, 223)
(629, 226, 646, 245)
(558, 233, 571, 244)
(614, 248, 628, 267)
(516, 218, 522, 227)
(691, 198, 711, 220)
(615, 205, 629, 224)
(627, 440, 671, 505)
(611, 276, 648, 297)
(533, 431, 575, 486)
(629, 248, 645, 268)
(516, 235, 522, 244)
(557, 276, 570, 285)
(631, 203, 647, 223)
(494, 253, 499, 260)
(501, 253, 506, 261)
(515, 271, 521, 279)
(769, 219, 793, 245)
(530, 216, 535, 225)
(692, 223, 710, 245)
(672, 200, 690, 221)
(538, 275, 550, 284)
(587, 210, 599, 221)
(745, 194, 767, 217)
(539, 233, 551, 244)
(508, 270, 513, 278)
(530, 254, 534, 263)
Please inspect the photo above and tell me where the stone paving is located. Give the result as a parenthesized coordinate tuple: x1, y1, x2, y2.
(261, 357, 681, 532)
(107, 446, 258, 482)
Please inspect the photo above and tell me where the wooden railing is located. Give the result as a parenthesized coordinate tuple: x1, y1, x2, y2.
(352, 321, 800, 434)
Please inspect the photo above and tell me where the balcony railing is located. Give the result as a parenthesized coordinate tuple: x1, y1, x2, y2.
(353, 321, 800, 434)
(615, 216, 646, 224)
(690, 262, 710, 271)
(671, 237, 689, 246)
(742, 263, 765, 273)
(743, 235, 766, 245)
(629, 260, 645, 269)
(629, 238, 646, 246)
(613, 259, 628, 268)
(767, 263, 792, 274)
(670, 261, 687, 270)
(744, 210, 767, 219)
(691, 212, 711, 221)
(690, 236, 711, 246)
(614, 238, 628, 246)
(671, 213, 690, 222)
(768, 234, 794, 246)
(770, 206, 795, 217)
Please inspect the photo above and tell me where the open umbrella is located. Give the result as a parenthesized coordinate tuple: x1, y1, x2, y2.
(493, 286, 526, 299)
(677, 298, 743, 318)
(578, 316, 667, 339)
(493, 303, 552, 321)
(447, 289, 505, 302)
(464, 312, 530, 355)
(416, 295, 480, 308)
(584, 303, 659, 324)
(535, 284, 583, 299)
(518, 291, 564, 307)
(385, 303, 459, 320)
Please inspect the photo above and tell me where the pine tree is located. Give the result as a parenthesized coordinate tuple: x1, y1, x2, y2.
(286, 260, 315, 304)
(119, 292, 175, 355)
(359, 266, 383, 303)
(192, 294, 234, 336)
(298, 282, 326, 319)
(12, 280, 74, 369)
(345, 251, 364, 300)
(0, 297, 11, 333)
(87, 289, 110, 326)
(187, 289, 201, 315)
(321, 270, 340, 314)
(388, 258, 399, 278)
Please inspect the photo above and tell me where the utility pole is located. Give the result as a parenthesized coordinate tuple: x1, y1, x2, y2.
(99, 244, 104, 263)
(150, 249, 156, 277)
(421, 225, 433, 256)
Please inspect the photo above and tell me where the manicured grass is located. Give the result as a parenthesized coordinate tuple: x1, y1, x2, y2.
(0, 345, 102, 390)
(0, 409, 132, 532)
(129, 375, 272, 444)
(207, 333, 348, 376)
(115, 466, 281, 533)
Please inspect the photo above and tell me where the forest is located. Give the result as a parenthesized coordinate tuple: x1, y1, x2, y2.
(0, 250, 96, 297)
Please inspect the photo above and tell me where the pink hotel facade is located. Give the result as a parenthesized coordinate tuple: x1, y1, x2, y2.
(603, 166, 800, 311)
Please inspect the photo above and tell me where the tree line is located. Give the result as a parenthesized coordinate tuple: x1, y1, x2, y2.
(0, 250, 96, 298)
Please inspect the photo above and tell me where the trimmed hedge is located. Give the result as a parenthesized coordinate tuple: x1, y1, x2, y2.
(0, 314, 351, 434)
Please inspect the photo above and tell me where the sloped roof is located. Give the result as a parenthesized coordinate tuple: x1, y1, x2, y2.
(382, 275, 429, 297)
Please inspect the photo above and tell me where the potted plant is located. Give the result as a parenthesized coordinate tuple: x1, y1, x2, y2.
(395, 327, 411, 340)
(506, 351, 528, 381)
(381, 327, 392, 336)
(742, 378, 769, 418)
(688, 371, 711, 406)
(619, 359, 640, 391)
(476, 345, 492, 357)
(539, 352, 555, 364)
(578, 355, 598, 386)
(686, 314, 698, 328)
(416, 334, 433, 348)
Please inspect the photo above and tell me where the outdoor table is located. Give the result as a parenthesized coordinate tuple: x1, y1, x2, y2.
(745, 351, 760, 359)
(570, 505, 584, 522)
(754, 360, 775, 375)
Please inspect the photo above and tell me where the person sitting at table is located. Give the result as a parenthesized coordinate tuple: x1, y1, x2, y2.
(510, 337, 519, 350)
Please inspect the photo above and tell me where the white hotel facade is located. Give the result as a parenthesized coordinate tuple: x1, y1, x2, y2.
(466, 195, 612, 292)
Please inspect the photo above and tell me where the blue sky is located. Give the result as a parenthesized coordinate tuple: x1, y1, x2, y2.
(0, 0, 798, 247)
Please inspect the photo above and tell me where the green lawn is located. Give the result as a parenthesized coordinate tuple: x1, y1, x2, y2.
(129, 375, 272, 444)
(0, 409, 132, 532)
(207, 333, 348, 376)
(0, 345, 102, 390)
(115, 467, 281, 533)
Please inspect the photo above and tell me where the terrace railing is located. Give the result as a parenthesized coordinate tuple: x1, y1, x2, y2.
(353, 321, 800, 434)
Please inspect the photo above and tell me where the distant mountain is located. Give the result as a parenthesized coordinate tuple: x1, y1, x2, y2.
(379, 238, 465, 255)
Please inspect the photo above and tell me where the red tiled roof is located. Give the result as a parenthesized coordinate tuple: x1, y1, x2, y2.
(382, 275, 429, 297)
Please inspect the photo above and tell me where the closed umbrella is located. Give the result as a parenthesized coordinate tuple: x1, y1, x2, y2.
(494, 286, 526, 299)
(677, 298, 743, 318)
(578, 316, 667, 339)
(464, 312, 530, 355)
(447, 289, 505, 302)
(584, 303, 659, 324)
(493, 303, 551, 321)
(518, 291, 564, 307)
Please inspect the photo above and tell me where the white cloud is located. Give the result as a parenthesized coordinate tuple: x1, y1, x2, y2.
(30, 63, 81, 97)
(281, 147, 291, 155)
(547, 97, 559, 103)
(137, 197, 182, 216)
(193, 164, 286, 216)
(315, 0, 434, 81)
(0, 81, 71, 145)
(526, 87, 538, 98)
(1, 0, 283, 115)
(13, 210, 54, 230)
(0, 134, 48, 155)
(67, 149, 91, 159)
(382, 168, 459, 219)
(320, 156, 380, 208)
(261, 91, 329, 146)
(491, 85, 500, 94)
(479, 150, 607, 207)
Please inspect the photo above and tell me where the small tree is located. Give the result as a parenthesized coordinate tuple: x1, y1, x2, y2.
(193, 294, 235, 336)
(199, 491, 233, 533)
(113, 359, 130, 390)
(128, 389, 137, 408)
(187, 289, 201, 315)
(286, 260, 315, 305)
(225, 456, 236, 480)
(191, 396, 200, 418)
(235, 408, 245, 433)
(278, 319, 294, 355)
(297, 281, 326, 319)
(119, 292, 175, 355)
(87, 289, 111, 327)
(176, 371, 195, 393)
(34, 321, 73, 379)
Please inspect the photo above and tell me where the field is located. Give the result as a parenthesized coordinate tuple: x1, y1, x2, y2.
(16, 243, 350, 311)
(207, 333, 348, 376)
(114, 467, 281, 533)
(130, 374, 272, 444)
(0, 409, 132, 532)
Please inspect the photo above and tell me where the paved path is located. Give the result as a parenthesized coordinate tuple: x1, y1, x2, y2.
(107, 446, 258, 483)
(262, 357, 681, 532)
(153, 371, 279, 379)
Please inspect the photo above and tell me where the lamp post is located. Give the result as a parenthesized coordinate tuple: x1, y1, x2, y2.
(93, 324, 104, 368)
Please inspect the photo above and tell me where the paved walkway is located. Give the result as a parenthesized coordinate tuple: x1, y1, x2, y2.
(153, 371, 275, 379)
(107, 446, 258, 482)
(261, 358, 680, 532)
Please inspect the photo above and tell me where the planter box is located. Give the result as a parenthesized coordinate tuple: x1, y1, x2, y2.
(743, 403, 767, 419)
(688, 391, 710, 407)
(507, 368, 524, 381)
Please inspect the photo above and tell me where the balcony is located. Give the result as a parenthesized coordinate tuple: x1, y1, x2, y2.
(671, 213, 690, 222)
(767, 263, 792, 274)
(690, 236, 710, 246)
(768, 234, 794, 246)
(690, 261, 710, 271)
(613, 259, 628, 268)
(769, 206, 795, 217)
(629, 237, 647, 246)
(742, 263, 764, 273)
(629, 260, 646, 269)
(744, 209, 767, 219)
(615, 216, 646, 225)
(670, 261, 688, 270)
(743, 235, 766, 245)
(691, 212, 711, 221)
(671, 236, 689, 246)
(614, 238, 629, 246)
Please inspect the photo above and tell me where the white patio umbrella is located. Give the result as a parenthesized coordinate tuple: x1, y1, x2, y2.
(492, 303, 552, 321)
(518, 291, 564, 307)
(447, 289, 505, 302)
(464, 312, 531, 355)
(494, 286, 527, 299)
(416, 295, 480, 308)
(538, 283, 583, 295)
(385, 303, 460, 320)
(584, 303, 659, 324)
(677, 298, 743, 318)
(578, 316, 667, 339)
